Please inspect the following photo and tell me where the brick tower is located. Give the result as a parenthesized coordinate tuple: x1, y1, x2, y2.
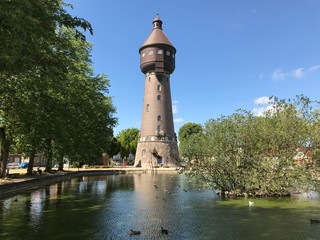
(134, 15, 179, 168)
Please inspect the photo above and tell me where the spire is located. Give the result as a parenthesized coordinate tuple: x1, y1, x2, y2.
(153, 14, 162, 29)
(140, 15, 175, 52)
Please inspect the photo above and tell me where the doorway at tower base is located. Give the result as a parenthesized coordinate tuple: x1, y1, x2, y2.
(134, 141, 179, 168)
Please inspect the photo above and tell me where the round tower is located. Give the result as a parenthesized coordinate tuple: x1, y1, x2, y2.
(134, 15, 179, 168)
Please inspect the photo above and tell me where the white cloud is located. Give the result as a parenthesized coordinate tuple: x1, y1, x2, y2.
(172, 100, 179, 114)
(293, 68, 305, 78)
(254, 96, 271, 105)
(272, 64, 320, 81)
(252, 105, 274, 117)
(252, 96, 275, 116)
(174, 118, 184, 123)
(272, 68, 287, 81)
(309, 65, 320, 72)
(252, 107, 266, 116)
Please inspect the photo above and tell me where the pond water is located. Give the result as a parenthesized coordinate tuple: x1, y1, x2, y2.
(1, 172, 320, 240)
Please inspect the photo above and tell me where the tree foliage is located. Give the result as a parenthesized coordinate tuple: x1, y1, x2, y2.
(0, 0, 92, 73)
(182, 96, 320, 196)
(178, 122, 203, 146)
(116, 128, 139, 159)
(0, 0, 117, 177)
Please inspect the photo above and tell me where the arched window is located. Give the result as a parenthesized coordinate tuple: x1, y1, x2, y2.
(157, 84, 161, 91)
(146, 104, 150, 112)
(157, 49, 163, 54)
(157, 125, 161, 134)
(149, 76, 151, 81)
(148, 50, 153, 55)
(142, 149, 146, 156)
(141, 52, 145, 57)
(157, 95, 161, 100)
(166, 51, 170, 56)
(157, 115, 161, 121)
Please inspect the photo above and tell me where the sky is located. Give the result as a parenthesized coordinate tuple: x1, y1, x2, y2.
(67, 0, 320, 136)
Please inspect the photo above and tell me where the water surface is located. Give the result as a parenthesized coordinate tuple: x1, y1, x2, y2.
(1, 173, 320, 240)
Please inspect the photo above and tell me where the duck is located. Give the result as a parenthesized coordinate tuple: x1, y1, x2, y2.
(129, 229, 141, 235)
(249, 201, 254, 206)
(161, 226, 168, 235)
(310, 219, 320, 224)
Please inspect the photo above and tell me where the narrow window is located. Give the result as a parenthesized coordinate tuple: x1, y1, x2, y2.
(142, 52, 145, 57)
(146, 104, 150, 112)
(148, 50, 153, 55)
(157, 115, 161, 121)
(157, 125, 161, 134)
(157, 84, 161, 91)
(166, 51, 170, 56)
(149, 76, 151, 81)
(142, 150, 146, 156)
(157, 95, 161, 100)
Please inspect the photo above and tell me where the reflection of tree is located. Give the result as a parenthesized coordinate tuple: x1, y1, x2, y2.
(106, 175, 135, 192)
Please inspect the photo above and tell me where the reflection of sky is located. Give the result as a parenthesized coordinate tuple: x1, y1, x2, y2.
(49, 184, 58, 201)
(92, 181, 107, 196)
(79, 176, 89, 193)
(29, 189, 45, 232)
(2, 174, 320, 240)
(93, 173, 214, 239)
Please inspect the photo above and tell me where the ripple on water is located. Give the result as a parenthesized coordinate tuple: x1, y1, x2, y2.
(2, 174, 320, 240)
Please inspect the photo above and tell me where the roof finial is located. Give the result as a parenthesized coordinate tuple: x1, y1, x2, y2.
(153, 14, 162, 29)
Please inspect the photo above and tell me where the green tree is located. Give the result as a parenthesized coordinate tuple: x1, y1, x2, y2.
(0, 0, 93, 177)
(183, 96, 320, 196)
(178, 122, 203, 158)
(0, 1, 118, 177)
(43, 29, 117, 171)
(116, 128, 139, 160)
(0, 0, 92, 73)
(179, 132, 209, 163)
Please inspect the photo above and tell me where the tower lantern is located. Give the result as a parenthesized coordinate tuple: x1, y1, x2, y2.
(134, 15, 179, 168)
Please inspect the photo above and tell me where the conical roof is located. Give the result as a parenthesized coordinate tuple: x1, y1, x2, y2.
(140, 15, 175, 52)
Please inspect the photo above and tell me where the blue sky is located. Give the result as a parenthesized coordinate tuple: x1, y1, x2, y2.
(67, 0, 320, 136)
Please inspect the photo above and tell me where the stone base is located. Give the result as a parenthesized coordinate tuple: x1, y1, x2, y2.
(134, 140, 179, 169)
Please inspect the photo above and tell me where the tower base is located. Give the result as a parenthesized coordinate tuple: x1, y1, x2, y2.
(134, 140, 179, 169)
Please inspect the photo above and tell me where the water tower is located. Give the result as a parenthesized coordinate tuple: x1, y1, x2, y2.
(134, 15, 179, 168)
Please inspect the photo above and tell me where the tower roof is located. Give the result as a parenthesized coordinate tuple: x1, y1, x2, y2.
(140, 15, 175, 52)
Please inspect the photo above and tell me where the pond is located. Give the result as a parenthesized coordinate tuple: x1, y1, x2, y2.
(1, 172, 320, 240)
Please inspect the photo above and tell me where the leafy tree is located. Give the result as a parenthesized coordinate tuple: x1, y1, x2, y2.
(0, 1, 118, 177)
(116, 128, 139, 160)
(178, 123, 203, 145)
(0, 0, 92, 73)
(179, 132, 209, 163)
(105, 137, 120, 160)
(42, 29, 117, 171)
(178, 122, 203, 159)
(183, 96, 320, 196)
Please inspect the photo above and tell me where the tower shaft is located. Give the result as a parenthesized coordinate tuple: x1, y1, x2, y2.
(135, 16, 178, 168)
